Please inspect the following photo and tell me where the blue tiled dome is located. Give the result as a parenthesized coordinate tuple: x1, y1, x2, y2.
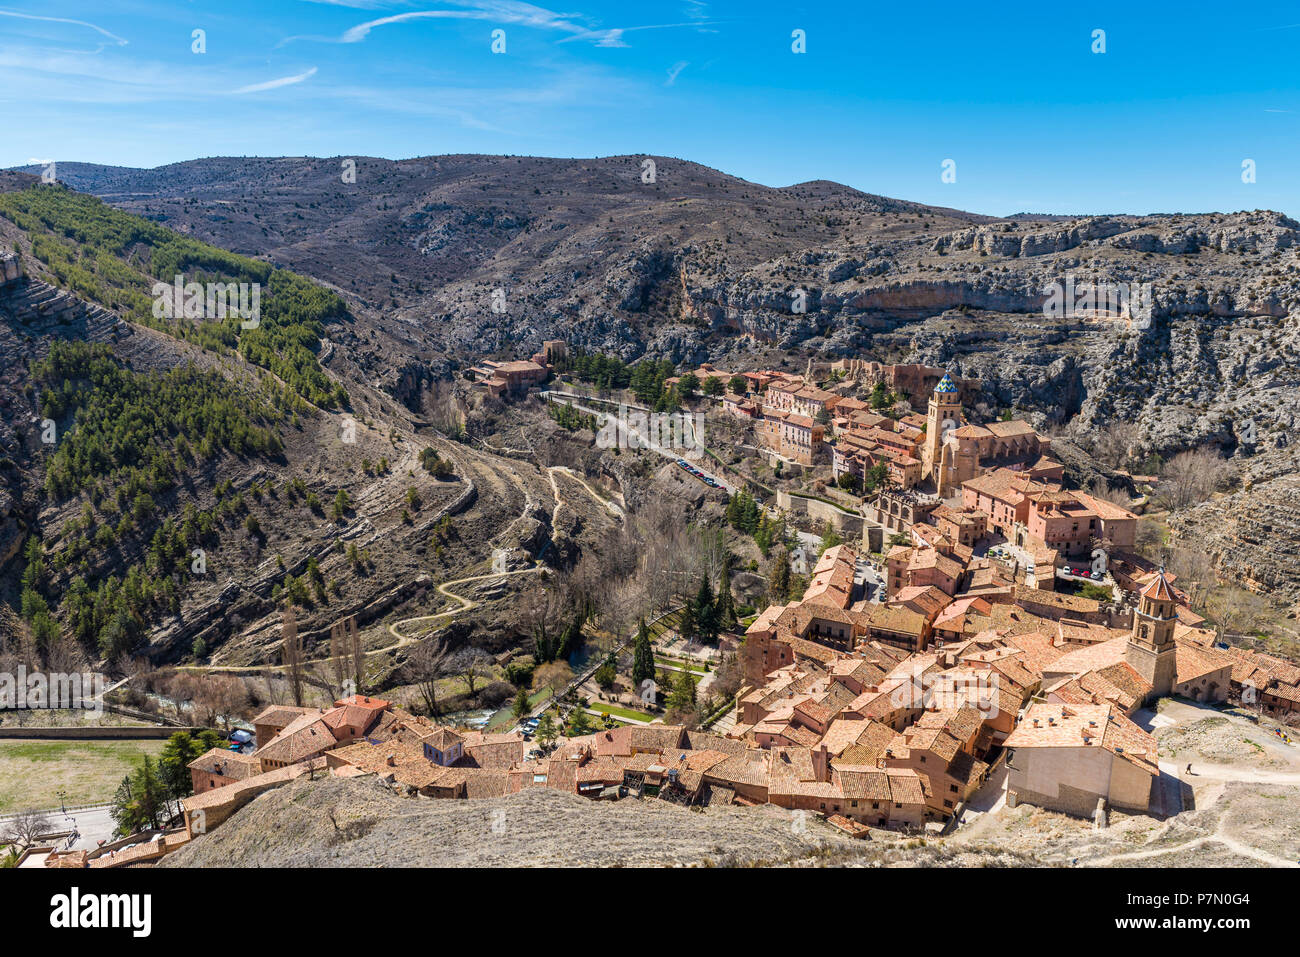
(935, 373, 958, 394)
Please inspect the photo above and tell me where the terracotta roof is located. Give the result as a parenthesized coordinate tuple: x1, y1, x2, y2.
(187, 747, 258, 780)
(253, 714, 338, 765)
(1174, 641, 1233, 685)
(252, 705, 322, 727)
(1004, 703, 1157, 776)
(1140, 571, 1176, 602)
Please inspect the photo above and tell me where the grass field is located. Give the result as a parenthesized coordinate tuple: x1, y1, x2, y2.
(0, 739, 167, 813)
(655, 656, 708, 675)
(589, 702, 656, 722)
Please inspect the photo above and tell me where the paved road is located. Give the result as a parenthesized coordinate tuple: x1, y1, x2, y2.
(950, 763, 1009, 834)
(4, 804, 120, 857)
(542, 391, 737, 495)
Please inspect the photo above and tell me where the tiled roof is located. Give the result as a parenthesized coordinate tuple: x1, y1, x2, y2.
(1140, 571, 1177, 602)
(187, 747, 258, 780)
(254, 715, 338, 765)
(1004, 703, 1157, 775)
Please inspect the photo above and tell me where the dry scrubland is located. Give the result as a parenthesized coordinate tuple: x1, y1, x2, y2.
(951, 780, 1300, 868)
(161, 776, 1043, 868)
(950, 712, 1300, 867)
(1157, 714, 1286, 767)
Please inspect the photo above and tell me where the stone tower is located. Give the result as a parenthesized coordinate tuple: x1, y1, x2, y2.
(1126, 570, 1178, 701)
(924, 373, 963, 487)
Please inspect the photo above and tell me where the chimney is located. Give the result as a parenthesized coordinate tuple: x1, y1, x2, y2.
(386, 754, 396, 767)
(813, 743, 830, 783)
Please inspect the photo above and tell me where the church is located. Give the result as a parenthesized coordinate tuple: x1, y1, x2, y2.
(921, 373, 1057, 497)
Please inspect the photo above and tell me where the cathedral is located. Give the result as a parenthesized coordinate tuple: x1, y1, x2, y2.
(921, 373, 1053, 497)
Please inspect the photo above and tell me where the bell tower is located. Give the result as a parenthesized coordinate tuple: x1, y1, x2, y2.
(925, 373, 963, 485)
(1126, 570, 1178, 701)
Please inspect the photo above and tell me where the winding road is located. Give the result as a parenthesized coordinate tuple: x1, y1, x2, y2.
(385, 565, 544, 645)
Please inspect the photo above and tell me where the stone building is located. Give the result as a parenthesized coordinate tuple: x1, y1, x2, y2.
(1003, 702, 1158, 818)
(1125, 572, 1179, 702)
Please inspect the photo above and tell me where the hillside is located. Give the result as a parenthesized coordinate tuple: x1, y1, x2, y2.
(31, 157, 1300, 453)
(159, 773, 1043, 868)
(22, 155, 1300, 604)
(0, 181, 592, 671)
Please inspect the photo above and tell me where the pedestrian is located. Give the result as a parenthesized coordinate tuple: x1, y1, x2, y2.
(1185, 763, 1192, 775)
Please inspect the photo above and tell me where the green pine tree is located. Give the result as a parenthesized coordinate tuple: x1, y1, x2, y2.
(632, 619, 655, 687)
(512, 686, 530, 719)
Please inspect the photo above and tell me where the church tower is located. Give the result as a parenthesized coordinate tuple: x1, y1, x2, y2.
(1126, 570, 1178, 701)
(924, 373, 963, 485)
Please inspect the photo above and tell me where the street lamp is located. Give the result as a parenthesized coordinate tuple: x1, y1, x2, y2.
(57, 788, 67, 815)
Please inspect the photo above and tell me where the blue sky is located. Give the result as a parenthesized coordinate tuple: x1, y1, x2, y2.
(2, 0, 1299, 217)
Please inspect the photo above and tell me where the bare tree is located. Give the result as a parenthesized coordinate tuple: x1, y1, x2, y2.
(520, 584, 570, 659)
(190, 674, 247, 730)
(426, 381, 467, 439)
(1, 808, 52, 849)
(1166, 545, 1215, 609)
(328, 621, 349, 700)
(534, 660, 573, 697)
(404, 637, 450, 716)
(165, 672, 199, 723)
(348, 617, 364, 693)
(1159, 447, 1234, 510)
(1205, 586, 1271, 638)
(1088, 421, 1140, 470)
(710, 653, 744, 702)
(1134, 518, 1167, 559)
(260, 666, 283, 706)
(451, 648, 491, 700)
(1086, 478, 1132, 508)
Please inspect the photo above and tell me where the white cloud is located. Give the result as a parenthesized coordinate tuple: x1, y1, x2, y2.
(0, 7, 128, 51)
(283, 1, 711, 48)
(232, 67, 320, 94)
(665, 61, 687, 86)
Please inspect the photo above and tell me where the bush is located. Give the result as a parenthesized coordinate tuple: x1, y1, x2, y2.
(479, 681, 515, 709)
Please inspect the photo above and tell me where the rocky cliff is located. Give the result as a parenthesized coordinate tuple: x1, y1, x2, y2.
(18, 156, 1300, 602)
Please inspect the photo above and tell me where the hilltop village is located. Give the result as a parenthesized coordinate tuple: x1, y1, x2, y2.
(42, 351, 1300, 870)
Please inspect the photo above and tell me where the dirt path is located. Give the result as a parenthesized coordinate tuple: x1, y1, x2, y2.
(546, 465, 625, 526)
(386, 565, 543, 645)
(1086, 819, 1298, 868)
